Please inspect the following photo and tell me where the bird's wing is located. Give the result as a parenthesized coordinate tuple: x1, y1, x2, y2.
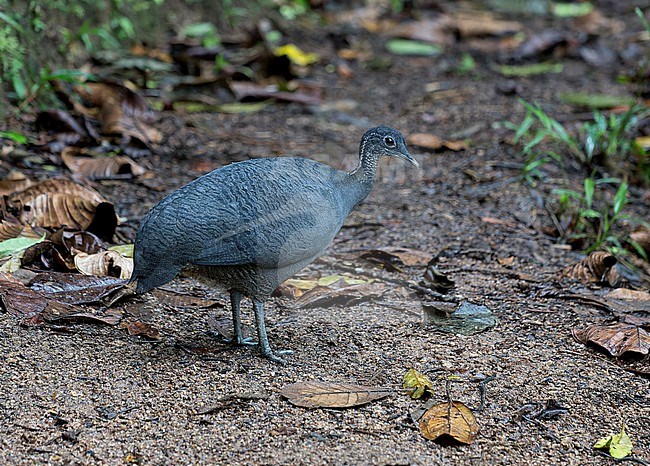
(191, 188, 341, 269)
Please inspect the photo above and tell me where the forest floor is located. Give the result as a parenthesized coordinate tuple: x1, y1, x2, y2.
(1, 1, 649, 465)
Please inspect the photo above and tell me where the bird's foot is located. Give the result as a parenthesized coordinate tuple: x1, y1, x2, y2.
(261, 348, 294, 365)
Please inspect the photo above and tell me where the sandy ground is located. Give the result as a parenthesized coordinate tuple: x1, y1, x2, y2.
(1, 2, 649, 465)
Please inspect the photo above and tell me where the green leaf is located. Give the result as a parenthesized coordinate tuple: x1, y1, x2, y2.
(0, 235, 46, 260)
(594, 423, 633, 459)
(180, 22, 217, 38)
(385, 39, 442, 56)
(551, 2, 593, 17)
(494, 62, 563, 77)
(584, 178, 595, 209)
(581, 209, 601, 218)
(559, 93, 636, 109)
(0, 11, 24, 32)
(109, 244, 134, 258)
(613, 182, 628, 216)
(0, 131, 28, 144)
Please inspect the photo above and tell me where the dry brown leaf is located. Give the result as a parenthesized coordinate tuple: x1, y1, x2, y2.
(0, 171, 33, 196)
(74, 250, 133, 279)
(384, 17, 455, 45)
(408, 133, 468, 152)
(0, 276, 87, 326)
(126, 321, 160, 339)
(295, 282, 388, 308)
(0, 277, 48, 319)
(74, 82, 161, 147)
(42, 306, 123, 326)
(606, 288, 650, 301)
(62, 147, 147, 180)
(419, 401, 479, 444)
(452, 11, 522, 38)
(572, 323, 650, 357)
(9, 179, 118, 238)
(562, 251, 620, 286)
(29, 272, 125, 305)
(152, 289, 221, 309)
(280, 381, 392, 408)
(0, 216, 43, 241)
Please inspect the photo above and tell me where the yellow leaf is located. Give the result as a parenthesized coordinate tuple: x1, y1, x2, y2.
(419, 400, 479, 444)
(402, 368, 434, 399)
(274, 44, 319, 66)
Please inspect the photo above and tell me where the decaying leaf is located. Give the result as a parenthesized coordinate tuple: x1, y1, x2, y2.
(594, 423, 633, 459)
(452, 10, 522, 38)
(403, 368, 435, 399)
(562, 251, 620, 286)
(8, 179, 118, 239)
(276, 274, 371, 299)
(229, 81, 321, 105)
(424, 302, 498, 335)
(152, 289, 220, 309)
(408, 133, 467, 152)
(419, 401, 479, 444)
(0, 275, 48, 319)
(280, 381, 392, 408)
(572, 323, 650, 357)
(74, 81, 162, 147)
(295, 282, 388, 308)
(29, 272, 126, 304)
(126, 321, 160, 339)
(74, 250, 133, 279)
(62, 147, 147, 180)
(41, 305, 123, 326)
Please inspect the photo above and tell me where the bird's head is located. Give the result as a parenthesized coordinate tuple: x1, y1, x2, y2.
(360, 126, 419, 168)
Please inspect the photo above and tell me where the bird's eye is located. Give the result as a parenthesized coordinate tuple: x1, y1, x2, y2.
(384, 136, 396, 147)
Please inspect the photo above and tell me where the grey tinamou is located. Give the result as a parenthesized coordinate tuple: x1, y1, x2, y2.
(131, 126, 419, 363)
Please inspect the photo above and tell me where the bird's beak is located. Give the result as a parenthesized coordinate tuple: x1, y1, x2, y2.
(395, 149, 420, 169)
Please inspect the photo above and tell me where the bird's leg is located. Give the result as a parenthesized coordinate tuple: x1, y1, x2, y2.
(253, 300, 293, 364)
(228, 290, 256, 346)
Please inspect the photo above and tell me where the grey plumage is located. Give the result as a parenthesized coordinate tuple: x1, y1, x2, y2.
(132, 125, 419, 363)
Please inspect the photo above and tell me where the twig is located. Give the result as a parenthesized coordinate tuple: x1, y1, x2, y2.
(476, 375, 496, 412)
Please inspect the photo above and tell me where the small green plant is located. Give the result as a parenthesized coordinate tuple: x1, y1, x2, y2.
(553, 178, 632, 253)
(509, 99, 648, 184)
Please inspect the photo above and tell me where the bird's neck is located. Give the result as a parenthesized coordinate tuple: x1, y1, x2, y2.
(350, 149, 378, 185)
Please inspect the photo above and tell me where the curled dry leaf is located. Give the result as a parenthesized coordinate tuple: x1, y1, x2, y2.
(62, 147, 147, 180)
(74, 250, 134, 279)
(74, 82, 161, 148)
(408, 133, 468, 152)
(419, 401, 479, 444)
(572, 323, 650, 357)
(403, 368, 435, 399)
(562, 251, 620, 286)
(280, 381, 392, 408)
(8, 179, 118, 239)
